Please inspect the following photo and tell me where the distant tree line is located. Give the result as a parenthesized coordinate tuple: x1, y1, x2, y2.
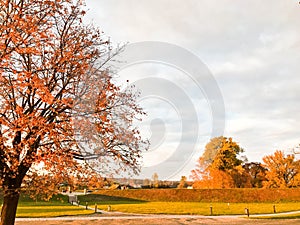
(191, 136, 300, 188)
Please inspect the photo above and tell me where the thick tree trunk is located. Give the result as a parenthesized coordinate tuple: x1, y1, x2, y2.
(1, 188, 20, 225)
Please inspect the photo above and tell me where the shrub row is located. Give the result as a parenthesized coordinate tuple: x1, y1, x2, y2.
(94, 188, 300, 203)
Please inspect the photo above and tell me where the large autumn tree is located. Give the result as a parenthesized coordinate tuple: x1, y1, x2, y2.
(0, 0, 148, 224)
(191, 136, 247, 188)
(263, 150, 300, 188)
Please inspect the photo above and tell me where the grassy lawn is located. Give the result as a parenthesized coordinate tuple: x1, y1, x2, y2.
(0, 193, 94, 218)
(78, 194, 300, 216)
(94, 202, 300, 215)
(16, 194, 69, 206)
(16, 206, 94, 217)
(1, 191, 300, 218)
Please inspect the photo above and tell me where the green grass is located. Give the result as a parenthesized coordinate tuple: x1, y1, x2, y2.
(16, 205, 94, 217)
(15, 194, 95, 217)
(17, 194, 69, 206)
(0, 193, 95, 218)
(1, 191, 300, 218)
(78, 194, 300, 215)
(97, 202, 300, 215)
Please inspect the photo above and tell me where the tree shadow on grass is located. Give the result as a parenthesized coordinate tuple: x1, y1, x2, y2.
(78, 194, 147, 205)
(0, 193, 69, 206)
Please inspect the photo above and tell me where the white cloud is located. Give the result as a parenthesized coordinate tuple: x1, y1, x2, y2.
(85, 0, 300, 180)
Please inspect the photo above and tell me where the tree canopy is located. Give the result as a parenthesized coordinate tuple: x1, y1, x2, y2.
(210, 137, 244, 171)
(263, 150, 300, 188)
(191, 137, 300, 189)
(0, 0, 147, 224)
(200, 136, 223, 165)
(243, 162, 266, 188)
(191, 136, 247, 188)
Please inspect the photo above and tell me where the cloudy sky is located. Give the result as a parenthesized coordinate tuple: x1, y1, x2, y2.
(84, 0, 300, 180)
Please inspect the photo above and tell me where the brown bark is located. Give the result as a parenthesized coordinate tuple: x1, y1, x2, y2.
(1, 188, 20, 225)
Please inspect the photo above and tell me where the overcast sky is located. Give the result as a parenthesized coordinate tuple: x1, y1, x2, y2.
(84, 0, 300, 180)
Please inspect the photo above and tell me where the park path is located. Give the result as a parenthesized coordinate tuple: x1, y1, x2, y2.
(15, 210, 300, 222)
(14, 215, 300, 225)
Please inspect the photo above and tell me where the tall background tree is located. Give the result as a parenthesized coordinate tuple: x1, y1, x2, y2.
(263, 150, 300, 188)
(200, 136, 223, 166)
(152, 172, 159, 188)
(177, 176, 187, 189)
(191, 136, 248, 188)
(0, 0, 148, 224)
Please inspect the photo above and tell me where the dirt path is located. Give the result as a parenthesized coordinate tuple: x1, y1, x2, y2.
(15, 215, 300, 225)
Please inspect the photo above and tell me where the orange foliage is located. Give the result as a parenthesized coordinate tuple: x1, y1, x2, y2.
(0, 0, 148, 224)
(263, 150, 300, 188)
(192, 168, 235, 189)
(191, 137, 248, 189)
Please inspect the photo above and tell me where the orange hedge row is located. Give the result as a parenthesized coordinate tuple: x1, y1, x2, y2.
(94, 188, 300, 203)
